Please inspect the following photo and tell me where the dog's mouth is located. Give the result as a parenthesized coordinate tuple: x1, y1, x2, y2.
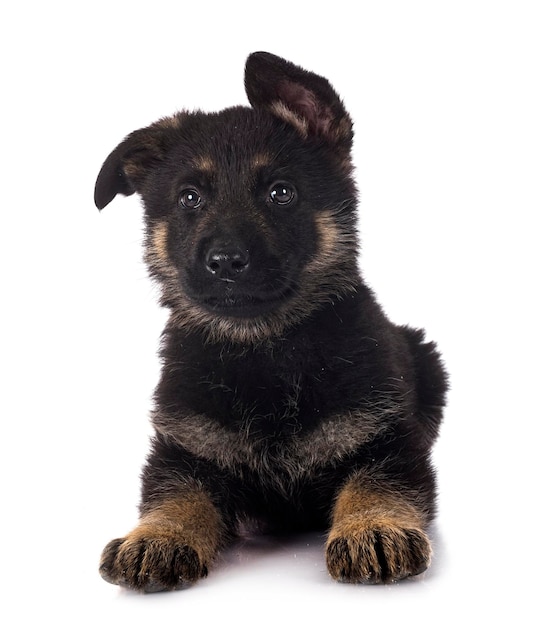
(198, 285, 295, 318)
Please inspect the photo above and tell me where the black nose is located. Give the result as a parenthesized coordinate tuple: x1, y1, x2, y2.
(205, 246, 250, 281)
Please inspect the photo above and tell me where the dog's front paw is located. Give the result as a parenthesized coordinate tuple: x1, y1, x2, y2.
(100, 535, 208, 592)
(99, 493, 225, 591)
(326, 525, 431, 584)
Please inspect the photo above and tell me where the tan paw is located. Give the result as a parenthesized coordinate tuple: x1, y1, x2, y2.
(99, 534, 209, 592)
(326, 525, 431, 583)
(99, 494, 224, 592)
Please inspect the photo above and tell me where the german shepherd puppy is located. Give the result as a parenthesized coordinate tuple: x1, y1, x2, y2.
(94, 52, 447, 591)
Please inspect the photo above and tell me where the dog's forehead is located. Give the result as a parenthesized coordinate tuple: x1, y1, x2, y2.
(172, 107, 288, 175)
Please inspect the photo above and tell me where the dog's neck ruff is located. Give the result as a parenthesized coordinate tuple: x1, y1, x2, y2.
(166, 283, 357, 345)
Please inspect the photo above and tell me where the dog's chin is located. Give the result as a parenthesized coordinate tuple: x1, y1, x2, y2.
(196, 288, 292, 319)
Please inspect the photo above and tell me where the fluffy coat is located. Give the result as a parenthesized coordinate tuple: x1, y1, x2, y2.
(94, 52, 447, 591)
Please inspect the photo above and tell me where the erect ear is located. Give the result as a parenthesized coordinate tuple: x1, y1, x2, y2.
(94, 118, 180, 210)
(244, 52, 353, 152)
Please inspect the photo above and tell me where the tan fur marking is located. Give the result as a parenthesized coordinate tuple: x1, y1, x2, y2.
(270, 101, 309, 137)
(152, 404, 395, 497)
(313, 212, 340, 258)
(133, 493, 224, 563)
(330, 478, 425, 532)
(252, 153, 272, 169)
(145, 220, 178, 285)
(326, 474, 432, 583)
(150, 220, 170, 265)
(193, 155, 215, 173)
(303, 209, 358, 284)
(99, 488, 226, 590)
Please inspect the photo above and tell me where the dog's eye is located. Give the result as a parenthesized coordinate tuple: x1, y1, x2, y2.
(178, 188, 203, 209)
(268, 182, 296, 206)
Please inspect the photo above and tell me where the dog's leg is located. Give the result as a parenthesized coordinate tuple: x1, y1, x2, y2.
(325, 472, 433, 583)
(99, 486, 228, 592)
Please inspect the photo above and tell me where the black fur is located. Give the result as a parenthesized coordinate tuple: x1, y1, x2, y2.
(95, 52, 447, 591)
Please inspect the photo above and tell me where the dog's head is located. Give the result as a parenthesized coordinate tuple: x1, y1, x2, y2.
(95, 52, 360, 343)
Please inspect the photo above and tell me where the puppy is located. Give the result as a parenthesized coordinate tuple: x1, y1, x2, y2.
(94, 52, 447, 591)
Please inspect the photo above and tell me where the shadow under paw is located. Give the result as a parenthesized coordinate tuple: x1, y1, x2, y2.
(326, 526, 431, 584)
(100, 536, 208, 592)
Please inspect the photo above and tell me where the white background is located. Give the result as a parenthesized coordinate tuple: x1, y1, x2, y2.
(2, 1, 544, 623)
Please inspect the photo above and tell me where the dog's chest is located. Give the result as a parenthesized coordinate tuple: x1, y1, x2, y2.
(195, 345, 327, 439)
(153, 336, 394, 495)
(154, 316, 394, 487)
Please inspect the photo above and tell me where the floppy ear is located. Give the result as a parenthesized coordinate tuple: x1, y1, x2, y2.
(244, 52, 353, 152)
(94, 121, 177, 210)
